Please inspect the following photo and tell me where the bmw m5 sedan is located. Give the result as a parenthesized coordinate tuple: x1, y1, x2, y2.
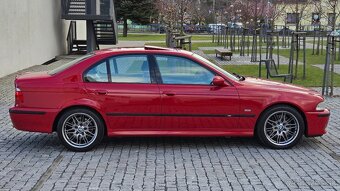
(9, 46, 330, 151)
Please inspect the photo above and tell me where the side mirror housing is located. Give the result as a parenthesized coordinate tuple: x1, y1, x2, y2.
(212, 76, 226, 86)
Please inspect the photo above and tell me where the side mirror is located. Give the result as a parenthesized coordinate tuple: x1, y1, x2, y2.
(212, 76, 226, 86)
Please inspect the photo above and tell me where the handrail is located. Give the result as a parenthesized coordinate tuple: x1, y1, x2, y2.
(66, 21, 77, 53)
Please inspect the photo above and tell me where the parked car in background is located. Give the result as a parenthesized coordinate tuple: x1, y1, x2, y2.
(227, 22, 243, 29)
(9, 46, 330, 151)
(208, 23, 226, 34)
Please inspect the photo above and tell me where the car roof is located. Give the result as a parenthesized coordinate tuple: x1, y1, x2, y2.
(93, 46, 193, 57)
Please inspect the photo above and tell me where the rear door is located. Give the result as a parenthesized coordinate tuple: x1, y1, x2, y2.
(83, 54, 161, 133)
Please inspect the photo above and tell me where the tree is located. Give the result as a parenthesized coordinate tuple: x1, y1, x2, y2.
(115, 0, 157, 37)
(233, 0, 268, 29)
(267, 1, 287, 29)
(187, 1, 209, 25)
(156, 0, 194, 34)
(156, 0, 178, 32)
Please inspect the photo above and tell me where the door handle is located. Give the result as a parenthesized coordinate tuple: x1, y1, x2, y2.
(95, 90, 107, 95)
(162, 91, 176, 96)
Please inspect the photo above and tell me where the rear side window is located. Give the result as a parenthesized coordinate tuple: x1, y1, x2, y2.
(108, 55, 151, 83)
(84, 55, 151, 83)
(84, 61, 109, 82)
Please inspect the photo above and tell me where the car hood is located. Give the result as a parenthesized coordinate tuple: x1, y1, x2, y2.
(241, 77, 319, 95)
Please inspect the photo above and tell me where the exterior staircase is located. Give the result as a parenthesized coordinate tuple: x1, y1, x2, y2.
(62, 0, 117, 54)
(67, 0, 86, 15)
(93, 20, 117, 45)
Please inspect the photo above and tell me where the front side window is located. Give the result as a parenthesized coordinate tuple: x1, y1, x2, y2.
(155, 55, 215, 85)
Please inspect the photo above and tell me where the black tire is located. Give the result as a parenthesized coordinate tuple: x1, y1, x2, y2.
(57, 108, 104, 152)
(256, 105, 305, 149)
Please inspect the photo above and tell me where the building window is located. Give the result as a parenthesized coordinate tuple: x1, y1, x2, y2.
(287, 13, 299, 24)
(328, 13, 335, 26)
(312, 13, 320, 25)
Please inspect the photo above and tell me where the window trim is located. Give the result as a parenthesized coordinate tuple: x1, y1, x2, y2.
(152, 54, 217, 86)
(82, 53, 157, 84)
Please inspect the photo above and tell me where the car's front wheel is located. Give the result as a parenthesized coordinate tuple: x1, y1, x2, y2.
(256, 105, 305, 149)
(57, 108, 104, 152)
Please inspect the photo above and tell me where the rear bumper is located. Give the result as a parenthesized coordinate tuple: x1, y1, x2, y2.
(9, 107, 58, 133)
(305, 109, 330, 137)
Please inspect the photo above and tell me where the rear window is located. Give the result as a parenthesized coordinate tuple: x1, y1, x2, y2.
(48, 54, 94, 75)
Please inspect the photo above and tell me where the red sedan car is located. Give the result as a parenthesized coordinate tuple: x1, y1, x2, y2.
(9, 46, 330, 151)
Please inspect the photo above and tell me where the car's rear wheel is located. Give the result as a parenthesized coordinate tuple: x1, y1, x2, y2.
(57, 108, 104, 152)
(256, 105, 304, 149)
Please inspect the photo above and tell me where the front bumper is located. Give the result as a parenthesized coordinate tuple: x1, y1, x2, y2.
(9, 107, 58, 133)
(305, 109, 330, 137)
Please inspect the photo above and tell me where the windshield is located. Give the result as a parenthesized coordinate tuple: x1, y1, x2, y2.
(192, 53, 240, 81)
(48, 54, 94, 75)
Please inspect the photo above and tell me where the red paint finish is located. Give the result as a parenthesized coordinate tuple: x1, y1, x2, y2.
(159, 84, 241, 132)
(85, 82, 162, 133)
(9, 47, 330, 138)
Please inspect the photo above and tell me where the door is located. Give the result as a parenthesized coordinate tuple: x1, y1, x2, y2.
(154, 55, 240, 133)
(83, 54, 161, 133)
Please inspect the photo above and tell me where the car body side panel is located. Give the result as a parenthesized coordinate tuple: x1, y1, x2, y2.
(158, 84, 244, 132)
(84, 83, 162, 133)
(236, 85, 329, 136)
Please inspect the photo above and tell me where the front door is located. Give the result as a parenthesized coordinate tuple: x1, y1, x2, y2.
(153, 55, 240, 133)
(83, 54, 161, 133)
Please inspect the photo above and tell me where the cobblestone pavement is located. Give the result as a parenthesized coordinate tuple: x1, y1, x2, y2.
(0, 58, 340, 191)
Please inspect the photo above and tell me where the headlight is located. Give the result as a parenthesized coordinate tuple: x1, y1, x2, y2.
(316, 101, 326, 111)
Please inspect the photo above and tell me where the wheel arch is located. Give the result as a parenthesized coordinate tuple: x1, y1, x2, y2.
(52, 105, 108, 136)
(254, 102, 308, 136)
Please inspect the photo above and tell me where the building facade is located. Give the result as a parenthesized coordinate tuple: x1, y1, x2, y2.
(274, 0, 340, 30)
(0, 0, 73, 78)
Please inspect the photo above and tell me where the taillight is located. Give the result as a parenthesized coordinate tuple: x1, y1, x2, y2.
(15, 84, 23, 106)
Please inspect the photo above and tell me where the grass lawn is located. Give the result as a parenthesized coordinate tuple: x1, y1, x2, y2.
(118, 33, 212, 41)
(221, 64, 340, 87)
(278, 49, 340, 65)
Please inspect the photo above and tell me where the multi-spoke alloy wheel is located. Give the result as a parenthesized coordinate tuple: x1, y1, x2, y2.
(256, 105, 304, 149)
(57, 108, 104, 152)
(264, 111, 299, 146)
(62, 113, 98, 148)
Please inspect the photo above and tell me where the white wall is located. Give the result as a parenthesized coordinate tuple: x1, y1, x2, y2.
(0, 0, 68, 78)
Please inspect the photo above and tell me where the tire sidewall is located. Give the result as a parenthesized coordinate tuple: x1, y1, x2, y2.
(57, 108, 104, 152)
(256, 105, 305, 149)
